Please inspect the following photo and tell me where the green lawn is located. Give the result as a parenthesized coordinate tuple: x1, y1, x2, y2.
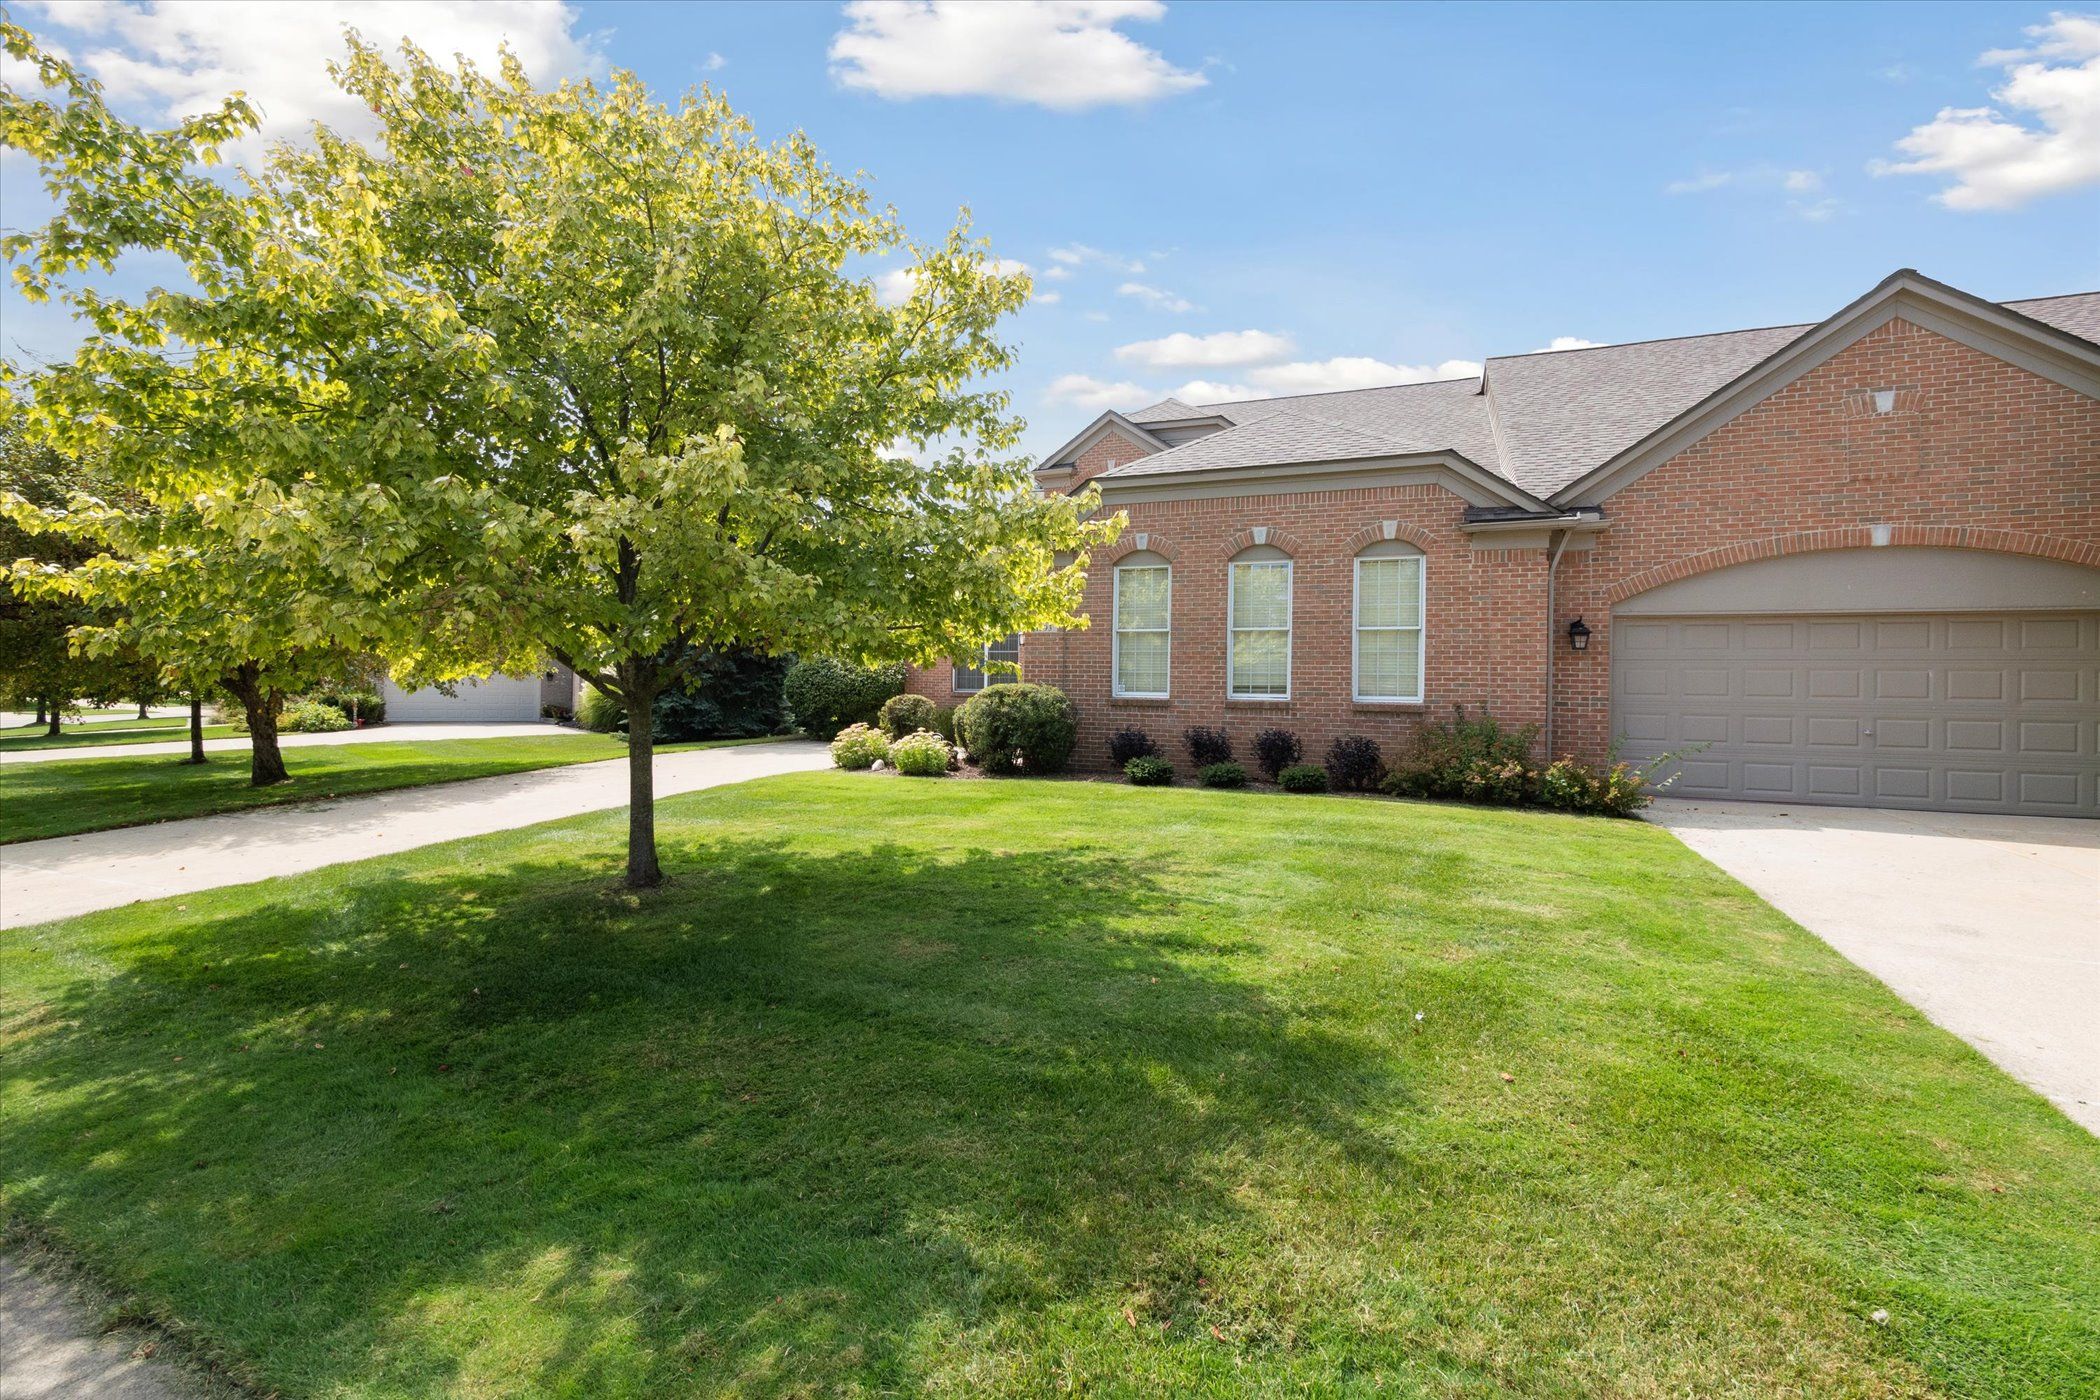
(0, 734, 775, 844)
(1, 776, 2093, 1397)
(0, 715, 239, 753)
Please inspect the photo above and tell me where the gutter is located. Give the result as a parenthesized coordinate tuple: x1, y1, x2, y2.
(1543, 528, 1574, 758)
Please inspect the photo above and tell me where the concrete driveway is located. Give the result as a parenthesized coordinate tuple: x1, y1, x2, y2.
(1, 740, 831, 928)
(1648, 799, 2100, 1135)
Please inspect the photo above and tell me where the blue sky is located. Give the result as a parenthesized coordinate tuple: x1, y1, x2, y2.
(4, 1, 2096, 460)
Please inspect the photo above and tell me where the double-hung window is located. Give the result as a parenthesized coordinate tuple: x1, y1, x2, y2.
(1112, 555, 1171, 698)
(1353, 543, 1425, 703)
(952, 634, 1021, 694)
(1227, 549, 1292, 699)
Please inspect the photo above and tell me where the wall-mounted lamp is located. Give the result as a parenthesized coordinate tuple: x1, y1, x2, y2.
(1567, 617, 1592, 652)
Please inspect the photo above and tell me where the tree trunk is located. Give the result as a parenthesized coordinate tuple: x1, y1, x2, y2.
(187, 691, 207, 764)
(34, 697, 46, 725)
(226, 666, 289, 786)
(137, 699, 150, 720)
(623, 679, 662, 889)
(43, 698, 60, 738)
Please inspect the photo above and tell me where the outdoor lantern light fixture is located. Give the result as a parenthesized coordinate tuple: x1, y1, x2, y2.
(1567, 617, 1592, 652)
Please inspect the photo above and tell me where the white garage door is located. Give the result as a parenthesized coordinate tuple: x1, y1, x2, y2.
(1614, 612, 2099, 815)
(380, 674, 545, 722)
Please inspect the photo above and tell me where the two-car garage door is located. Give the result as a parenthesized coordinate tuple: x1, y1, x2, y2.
(1611, 549, 2100, 817)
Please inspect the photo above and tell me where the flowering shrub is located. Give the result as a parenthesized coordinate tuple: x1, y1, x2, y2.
(1125, 755, 1175, 786)
(281, 699, 352, 733)
(1253, 727, 1301, 780)
(1384, 707, 1537, 799)
(889, 728, 953, 776)
(1278, 763, 1328, 793)
(1199, 760, 1249, 789)
(1183, 726, 1233, 767)
(1109, 727, 1159, 767)
(1459, 757, 1532, 805)
(829, 723, 890, 770)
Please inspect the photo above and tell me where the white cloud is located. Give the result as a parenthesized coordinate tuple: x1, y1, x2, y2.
(1083, 310, 1111, 323)
(1117, 281, 1197, 313)
(703, 51, 727, 72)
(1244, 357, 1480, 395)
(1531, 336, 1604, 353)
(1035, 290, 1062, 304)
(1046, 372, 1151, 411)
(1168, 379, 1258, 402)
(1049, 243, 1146, 273)
(1665, 164, 1841, 221)
(1665, 170, 1736, 194)
(20, 1, 605, 154)
(828, 1, 1204, 110)
(874, 267, 919, 306)
(1872, 12, 2100, 209)
(1041, 264, 1073, 281)
(1115, 329, 1294, 368)
(1782, 169, 1823, 193)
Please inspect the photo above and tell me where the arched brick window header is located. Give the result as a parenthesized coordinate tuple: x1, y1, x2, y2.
(1605, 528, 2099, 606)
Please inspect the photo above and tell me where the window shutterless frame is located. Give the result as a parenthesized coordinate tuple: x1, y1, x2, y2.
(1226, 558, 1293, 700)
(1351, 552, 1426, 703)
(952, 634, 1022, 694)
(1112, 563, 1172, 698)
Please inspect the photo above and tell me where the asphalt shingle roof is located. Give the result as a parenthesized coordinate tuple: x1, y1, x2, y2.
(1092, 288, 2100, 499)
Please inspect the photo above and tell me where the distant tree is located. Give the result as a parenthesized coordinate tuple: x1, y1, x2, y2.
(1, 25, 1116, 882)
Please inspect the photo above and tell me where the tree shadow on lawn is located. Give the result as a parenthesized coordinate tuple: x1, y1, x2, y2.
(1, 831, 1409, 1395)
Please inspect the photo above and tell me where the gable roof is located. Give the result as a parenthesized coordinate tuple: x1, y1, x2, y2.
(1068, 272, 2100, 505)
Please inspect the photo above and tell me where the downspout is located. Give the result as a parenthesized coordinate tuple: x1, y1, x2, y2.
(1543, 528, 1572, 759)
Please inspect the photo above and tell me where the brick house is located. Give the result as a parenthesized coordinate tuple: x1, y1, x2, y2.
(907, 271, 2100, 816)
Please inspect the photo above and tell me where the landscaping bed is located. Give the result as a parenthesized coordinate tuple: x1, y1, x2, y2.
(2, 775, 2093, 1396)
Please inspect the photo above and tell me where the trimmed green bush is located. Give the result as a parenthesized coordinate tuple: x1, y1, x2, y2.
(578, 688, 624, 733)
(1278, 763, 1328, 793)
(955, 683, 1078, 775)
(644, 647, 791, 742)
(829, 723, 890, 771)
(281, 699, 352, 733)
(1199, 760, 1249, 789)
(878, 692, 939, 740)
(784, 658, 906, 740)
(889, 729, 953, 776)
(930, 705, 958, 743)
(1124, 755, 1174, 786)
(311, 686, 385, 724)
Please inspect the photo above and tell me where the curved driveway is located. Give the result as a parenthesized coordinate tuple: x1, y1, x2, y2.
(1, 741, 830, 928)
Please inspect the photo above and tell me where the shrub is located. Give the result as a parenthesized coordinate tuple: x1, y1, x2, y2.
(1385, 707, 1538, 800)
(1324, 735, 1384, 791)
(281, 698, 352, 733)
(1199, 760, 1249, 789)
(783, 658, 906, 740)
(879, 692, 939, 740)
(1124, 755, 1174, 786)
(1183, 726, 1233, 767)
(1253, 727, 1301, 781)
(889, 729, 953, 776)
(311, 686, 385, 723)
(829, 723, 890, 771)
(1278, 763, 1328, 793)
(646, 647, 792, 742)
(541, 703, 574, 722)
(1108, 726, 1158, 767)
(930, 705, 958, 743)
(578, 688, 624, 733)
(956, 683, 1078, 775)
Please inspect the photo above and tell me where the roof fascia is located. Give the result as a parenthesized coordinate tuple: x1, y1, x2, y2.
(1039, 411, 1169, 469)
(1551, 270, 2100, 507)
(1093, 451, 1548, 510)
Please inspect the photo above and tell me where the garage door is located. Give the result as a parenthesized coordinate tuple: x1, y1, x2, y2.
(1613, 612, 2100, 815)
(380, 673, 546, 722)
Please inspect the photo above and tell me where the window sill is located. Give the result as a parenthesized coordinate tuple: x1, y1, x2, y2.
(1351, 700, 1427, 712)
(1109, 695, 1174, 707)
(1225, 697, 1295, 710)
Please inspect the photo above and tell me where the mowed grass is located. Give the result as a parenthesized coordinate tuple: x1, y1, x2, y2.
(0, 715, 239, 753)
(1, 775, 2093, 1397)
(0, 734, 777, 843)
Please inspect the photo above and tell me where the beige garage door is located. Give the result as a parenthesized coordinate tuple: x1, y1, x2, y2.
(1613, 612, 2100, 815)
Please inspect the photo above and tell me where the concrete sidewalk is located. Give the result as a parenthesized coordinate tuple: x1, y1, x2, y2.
(2, 720, 578, 765)
(0, 1257, 201, 1400)
(1649, 799, 2100, 1135)
(1, 741, 831, 928)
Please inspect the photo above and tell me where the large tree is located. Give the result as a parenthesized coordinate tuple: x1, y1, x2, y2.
(2, 25, 1113, 884)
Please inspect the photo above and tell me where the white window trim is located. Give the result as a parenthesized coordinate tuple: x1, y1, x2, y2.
(1111, 562, 1172, 699)
(952, 635, 1021, 695)
(1227, 557, 1293, 701)
(1352, 553, 1427, 704)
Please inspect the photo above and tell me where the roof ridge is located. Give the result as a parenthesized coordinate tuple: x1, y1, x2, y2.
(1999, 290, 2100, 306)
(1184, 373, 1482, 415)
(1485, 321, 1813, 365)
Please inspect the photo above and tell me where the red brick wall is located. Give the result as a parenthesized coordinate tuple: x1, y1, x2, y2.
(1552, 316, 2100, 759)
(1025, 483, 1553, 773)
(1067, 423, 1161, 491)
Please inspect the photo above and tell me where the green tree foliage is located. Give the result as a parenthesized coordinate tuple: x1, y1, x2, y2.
(0, 23, 1116, 882)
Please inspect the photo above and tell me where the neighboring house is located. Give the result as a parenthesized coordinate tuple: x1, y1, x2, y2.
(379, 663, 581, 722)
(906, 270, 2100, 815)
